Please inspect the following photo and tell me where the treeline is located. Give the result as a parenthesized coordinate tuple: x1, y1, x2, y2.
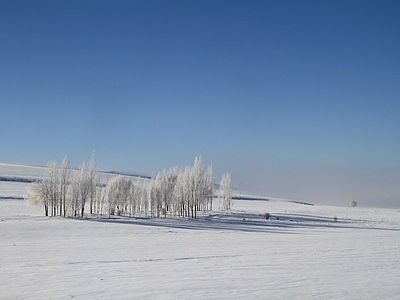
(26, 153, 232, 218)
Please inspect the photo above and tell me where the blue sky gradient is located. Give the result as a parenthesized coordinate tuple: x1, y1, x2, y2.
(1, 1, 399, 207)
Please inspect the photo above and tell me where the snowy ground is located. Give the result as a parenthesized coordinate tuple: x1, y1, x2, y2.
(1, 164, 400, 299)
(2, 200, 400, 299)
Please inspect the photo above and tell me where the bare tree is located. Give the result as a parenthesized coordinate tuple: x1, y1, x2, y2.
(350, 200, 357, 207)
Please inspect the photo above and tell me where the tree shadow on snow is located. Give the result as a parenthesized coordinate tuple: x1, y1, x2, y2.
(79, 214, 295, 234)
(76, 211, 399, 233)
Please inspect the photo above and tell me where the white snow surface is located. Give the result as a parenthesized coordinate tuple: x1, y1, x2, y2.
(1, 163, 400, 299)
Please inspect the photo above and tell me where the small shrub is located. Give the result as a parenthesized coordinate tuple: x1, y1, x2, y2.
(350, 201, 357, 207)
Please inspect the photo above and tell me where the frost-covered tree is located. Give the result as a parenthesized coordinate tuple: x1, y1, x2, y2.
(26, 160, 64, 216)
(173, 168, 183, 216)
(106, 176, 132, 216)
(26, 154, 224, 219)
(169, 157, 216, 218)
(155, 168, 179, 217)
(136, 183, 149, 216)
(66, 162, 92, 217)
(26, 179, 50, 216)
(60, 156, 71, 217)
(148, 174, 163, 217)
(26, 161, 58, 216)
(219, 173, 232, 210)
(173, 165, 191, 217)
(77, 163, 92, 217)
(127, 182, 136, 216)
(26, 152, 103, 217)
(95, 183, 107, 215)
(190, 156, 205, 218)
(87, 151, 100, 214)
(204, 165, 215, 211)
(45, 161, 60, 217)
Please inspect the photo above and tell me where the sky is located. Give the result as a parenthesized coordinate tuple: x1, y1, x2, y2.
(1, 0, 400, 207)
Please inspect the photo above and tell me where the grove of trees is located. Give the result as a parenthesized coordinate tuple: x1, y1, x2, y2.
(26, 154, 232, 219)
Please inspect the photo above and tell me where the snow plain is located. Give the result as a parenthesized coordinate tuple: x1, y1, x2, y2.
(1, 163, 400, 299)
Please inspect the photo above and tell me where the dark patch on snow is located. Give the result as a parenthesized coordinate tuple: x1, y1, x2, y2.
(232, 196, 270, 201)
(102, 171, 151, 180)
(0, 176, 35, 183)
(288, 200, 314, 206)
(211, 195, 269, 201)
(0, 196, 24, 201)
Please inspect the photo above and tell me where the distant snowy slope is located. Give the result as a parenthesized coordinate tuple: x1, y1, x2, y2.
(0, 163, 47, 199)
(0, 162, 47, 182)
(0, 162, 151, 200)
(0, 162, 151, 182)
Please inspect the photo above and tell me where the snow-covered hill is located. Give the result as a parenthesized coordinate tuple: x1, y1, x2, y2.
(0, 162, 151, 200)
(1, 162, 399, 299)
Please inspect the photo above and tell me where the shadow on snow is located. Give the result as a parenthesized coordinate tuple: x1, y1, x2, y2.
(75, 211, 399, 233)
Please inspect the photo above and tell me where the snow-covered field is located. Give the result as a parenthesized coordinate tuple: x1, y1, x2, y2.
(1, 163, 400, 299)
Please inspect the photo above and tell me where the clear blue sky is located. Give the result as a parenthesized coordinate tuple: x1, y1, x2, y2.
(1, 0, 399, 207)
